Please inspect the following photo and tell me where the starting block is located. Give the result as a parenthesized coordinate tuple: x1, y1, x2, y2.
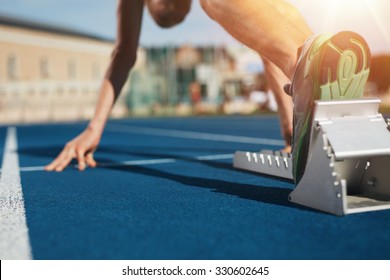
(234, 98, 390, 216)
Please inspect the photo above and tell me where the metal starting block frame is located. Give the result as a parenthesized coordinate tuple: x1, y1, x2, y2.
(234, 98, 390, 216)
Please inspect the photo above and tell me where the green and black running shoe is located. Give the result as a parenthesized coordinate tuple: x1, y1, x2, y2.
(288, 31, 371, 183)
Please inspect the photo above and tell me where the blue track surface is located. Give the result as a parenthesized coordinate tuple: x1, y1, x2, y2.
(2, 116, 390, 260)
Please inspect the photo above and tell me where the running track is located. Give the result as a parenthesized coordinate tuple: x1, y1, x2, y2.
(1, 116, 390, 260)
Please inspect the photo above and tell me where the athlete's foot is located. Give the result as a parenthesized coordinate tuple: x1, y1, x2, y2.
(288, 31, 371, 183)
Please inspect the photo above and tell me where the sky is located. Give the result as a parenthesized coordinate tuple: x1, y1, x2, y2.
(0, 0, 389, 54)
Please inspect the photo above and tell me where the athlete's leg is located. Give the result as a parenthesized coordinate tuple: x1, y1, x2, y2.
(200, 0, 371, 184)
(146, 0, 192, 28)
(262, 57, 292, 151)
(200, 0, 312, 79)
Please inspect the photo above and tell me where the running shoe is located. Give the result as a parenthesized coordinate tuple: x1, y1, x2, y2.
(288, 31, 371, 183)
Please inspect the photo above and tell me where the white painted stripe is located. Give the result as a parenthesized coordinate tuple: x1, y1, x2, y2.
(97, 158, 176, 168)
(106, 124, 285, 146)
(19, 166, 46, 172)
(0, 127, 32, 260)
(13, 154, 234, 173)
(195, 154, 234, 161)
(15, 159, 177, 173)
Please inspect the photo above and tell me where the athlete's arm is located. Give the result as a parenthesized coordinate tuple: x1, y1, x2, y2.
(45, 0, 144, 171)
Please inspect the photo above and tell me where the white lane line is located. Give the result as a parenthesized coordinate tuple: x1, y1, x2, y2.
(106, 124, 285, 146)
(97, 158, 176, 168)
(195, 154, 234, 160)
(17, 159, 176, 172)
(14, 154, 234, 173)
(0, 127, 33, 260)
(19, 166, 46, 172)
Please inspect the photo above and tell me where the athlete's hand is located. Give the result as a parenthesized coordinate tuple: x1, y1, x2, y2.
(45, 127, 101, 172)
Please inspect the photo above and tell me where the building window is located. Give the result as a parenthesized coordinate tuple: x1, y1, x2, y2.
(40, 57, 50, 79)
(7, 54, 18, 80)
(68, 59, 77, 79)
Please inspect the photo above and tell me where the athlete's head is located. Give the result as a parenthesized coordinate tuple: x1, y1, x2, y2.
(146, 0, 192, 28)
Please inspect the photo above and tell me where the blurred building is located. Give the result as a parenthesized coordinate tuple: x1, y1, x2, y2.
(1, 15, 271, 123)
(127, 44, 251, 116)
(0, 14, 129, 124)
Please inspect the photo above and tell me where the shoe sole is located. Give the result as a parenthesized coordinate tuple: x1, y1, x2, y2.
(315, 31, 371, 100)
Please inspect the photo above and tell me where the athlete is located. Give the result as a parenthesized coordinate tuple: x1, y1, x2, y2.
(46, 0, 371, 184)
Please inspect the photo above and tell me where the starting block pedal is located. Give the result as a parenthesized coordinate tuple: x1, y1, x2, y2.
(234, 98, 390, 215)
